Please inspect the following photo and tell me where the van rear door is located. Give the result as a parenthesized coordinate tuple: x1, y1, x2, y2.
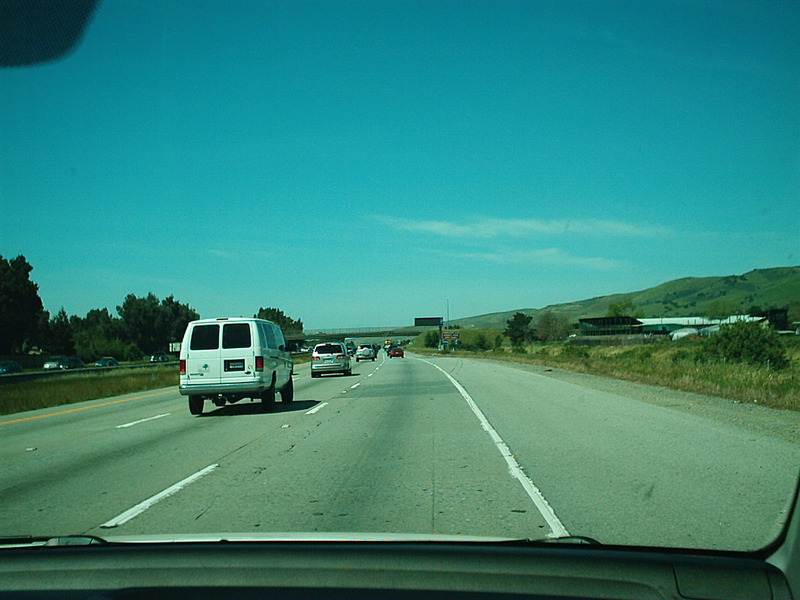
(220, 321, 255, 386)
(185, 323, 222, 386)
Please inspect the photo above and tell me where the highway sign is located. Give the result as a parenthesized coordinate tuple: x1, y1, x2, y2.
(415, 317, 443, 327)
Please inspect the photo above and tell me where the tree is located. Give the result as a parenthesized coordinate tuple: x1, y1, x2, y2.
(504, 312, 533, 346)
(0, 255, 46, 353)
(254, 307, 304, 334)
(117, 293, 199, 355)
(71, 308, 138, 360)
(46, 308, 76, 355)
(536, 311, 569, 342)
(156, 295, 199, 346)
(117, 293, 161, 355)
(606, 299, 641, 317)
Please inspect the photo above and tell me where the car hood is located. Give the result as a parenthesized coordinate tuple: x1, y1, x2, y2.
(1, 532, 603, 549)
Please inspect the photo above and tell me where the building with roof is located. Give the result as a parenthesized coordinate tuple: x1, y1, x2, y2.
(578, 314, 764, 338)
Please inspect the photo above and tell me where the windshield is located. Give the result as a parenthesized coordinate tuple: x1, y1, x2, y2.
(0, 0, 798, 553)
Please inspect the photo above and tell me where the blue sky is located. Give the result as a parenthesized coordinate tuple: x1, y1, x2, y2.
(2, 0, 798, 330)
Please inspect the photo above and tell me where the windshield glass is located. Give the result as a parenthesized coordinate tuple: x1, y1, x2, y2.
(0, 0, 798, 552)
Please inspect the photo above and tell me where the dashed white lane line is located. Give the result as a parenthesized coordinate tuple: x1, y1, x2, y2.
(100, 464, 219, 528)
(306, 402, 328, 415)
(350, 383, 360, 389)
(115, 413, 170, 429)
(419, 358, 569, 539)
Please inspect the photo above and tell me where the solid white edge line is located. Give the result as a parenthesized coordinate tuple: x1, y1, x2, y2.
(115, 413, 171, 429)
(306, 402, 328, 415)
(419, 359, 569, 539)
(100, 464, 218, 528)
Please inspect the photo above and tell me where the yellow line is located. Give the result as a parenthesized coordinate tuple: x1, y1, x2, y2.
(0, 389, 175, 427)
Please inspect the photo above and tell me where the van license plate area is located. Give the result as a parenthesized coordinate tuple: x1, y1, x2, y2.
(224, 359, 245, 372)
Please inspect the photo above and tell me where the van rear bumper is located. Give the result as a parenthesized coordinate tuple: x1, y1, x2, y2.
(179, 381, 269, 397)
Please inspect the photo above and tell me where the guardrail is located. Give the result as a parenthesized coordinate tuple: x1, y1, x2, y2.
(0, 361, 179, 385)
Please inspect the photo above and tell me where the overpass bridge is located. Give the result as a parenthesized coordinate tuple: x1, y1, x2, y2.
(285, 326, 427, 347)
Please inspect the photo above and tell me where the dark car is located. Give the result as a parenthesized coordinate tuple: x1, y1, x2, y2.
(95, 357, 119, 368)
(149, 351, 172, 363)
(43, 355, 84, 370)
(0, 360, 22, 374)
(388, 346, 404, 358)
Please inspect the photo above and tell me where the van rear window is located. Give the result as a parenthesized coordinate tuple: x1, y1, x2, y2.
(223, 323, 251, 349)
(190, 325, 219, 350)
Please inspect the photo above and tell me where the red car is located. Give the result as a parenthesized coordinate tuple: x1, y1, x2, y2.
(388, 346, 404, 358)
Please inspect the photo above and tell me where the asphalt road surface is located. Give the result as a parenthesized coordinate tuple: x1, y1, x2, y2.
(1, 352, 797, 551)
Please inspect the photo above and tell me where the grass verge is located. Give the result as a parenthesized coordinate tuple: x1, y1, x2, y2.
(0, 366, 178, 416)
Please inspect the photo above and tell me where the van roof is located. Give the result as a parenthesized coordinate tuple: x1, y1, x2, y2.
(188, 317, 277, 325)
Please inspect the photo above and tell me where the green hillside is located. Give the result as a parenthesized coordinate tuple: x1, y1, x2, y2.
(455, 266, 800, 330)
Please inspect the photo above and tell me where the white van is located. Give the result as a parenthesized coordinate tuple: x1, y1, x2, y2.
(179, 317, 294, 415)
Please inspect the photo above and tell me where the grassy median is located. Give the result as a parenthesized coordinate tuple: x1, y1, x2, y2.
(0, 354, 313, 417)
(0, 366, 180, 416)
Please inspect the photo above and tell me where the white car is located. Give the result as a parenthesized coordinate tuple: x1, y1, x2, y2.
(179, 317, 294, 415)
(355, 345, 375, 362)
(310, 342, 352, 377)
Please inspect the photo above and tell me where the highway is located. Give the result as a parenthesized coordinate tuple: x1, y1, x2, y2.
(1, 352, 797, 551)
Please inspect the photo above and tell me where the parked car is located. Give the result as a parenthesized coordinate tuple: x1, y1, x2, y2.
(310, 342, 352, 377)
(0, 360, 22, 374)
(95, 357, 119, 368)
(355, 345, 375, 362)
(43, 355, 84, 370)
(149, 351, 172, 363)
(388, 346, 404, 358)
(179, 317, 294, 415)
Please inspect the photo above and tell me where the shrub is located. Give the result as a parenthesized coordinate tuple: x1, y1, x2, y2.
(423, 330, 440, 348)
(695, 321, 789, 369)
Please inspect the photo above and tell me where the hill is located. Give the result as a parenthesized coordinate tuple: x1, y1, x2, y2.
(454, 266, 800, 330)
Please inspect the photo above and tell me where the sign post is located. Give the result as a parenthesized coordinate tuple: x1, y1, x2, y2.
(415, 316, 444, 348)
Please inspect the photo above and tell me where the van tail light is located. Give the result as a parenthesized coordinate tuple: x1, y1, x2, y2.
(255, 356, 264, 371)
(179, 359, 186, 374)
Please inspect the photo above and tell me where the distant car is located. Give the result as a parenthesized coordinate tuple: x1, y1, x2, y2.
(150, 351, 172, 362)
(43, 355, 84, 370)
(388, 346, 404, 358)
(0, 360, 22, 374)
(66, 356, 84, 369)
(311, 342, 352, 377)
(355, 345, 375, 362)
(95, 357, 119, 368)
(43, 355, 67, 369)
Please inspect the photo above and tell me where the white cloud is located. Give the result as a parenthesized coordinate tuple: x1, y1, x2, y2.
(377, 216, 669, 238)
(451, 247, 621, 269)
